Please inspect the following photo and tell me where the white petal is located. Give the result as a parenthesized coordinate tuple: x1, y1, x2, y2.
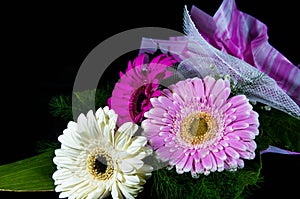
(119, 160, 134, 173)
(103, 125, 114, 145)
(86, 110, 101, 140)
(59, 177, 84, 190)
(58, 132, 82, 150)
(95, 107, 105, 122)
(115, 122, 138, 150)
(77, 113, 89, 134)
(123, 158, 144, 170)
(67, 121, 78, 132)
(117, 182, 136, 199)
(86, 186, 107, 199)
(111, 182, 124, 199)
(59, 191, 71, 198)
(123, 175, 141, 185)
(126, 136, 147, 154)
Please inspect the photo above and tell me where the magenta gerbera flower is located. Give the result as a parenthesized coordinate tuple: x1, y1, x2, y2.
(142, 76, 259, 177)
(108, 53, 177, 126)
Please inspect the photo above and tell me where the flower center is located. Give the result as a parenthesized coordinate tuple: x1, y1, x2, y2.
(180, 112, 217, 146)
(129, 84, 159, 123)
(129, 85, 147, 121)
(87, 149, 114, 181)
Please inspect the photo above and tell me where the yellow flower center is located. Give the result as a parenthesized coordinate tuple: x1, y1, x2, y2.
(180, 112, 217, 146)
(87, 148, 114, 180)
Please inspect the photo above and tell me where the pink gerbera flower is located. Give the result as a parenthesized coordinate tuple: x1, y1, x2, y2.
(142, 76, 259, 177)
(108, 53, 177, 126)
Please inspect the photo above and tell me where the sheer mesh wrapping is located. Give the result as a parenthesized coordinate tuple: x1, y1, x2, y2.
(139, 6, 300, 119)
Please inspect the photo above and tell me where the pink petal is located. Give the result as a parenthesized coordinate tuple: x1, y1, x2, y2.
(214, 87, 231, 108)
(236, 159, 244, 168)
(183, 155, 194, 172)
(201, 153, 212, 171)
(224, 156, 238, 169)
(198, 148, 209, 158)
(209, 153, 217, 172)
(227, 139, 247, 151)
(203, 76, 216, 97)
(149, 136, 165, 150)
(156, 147, 172, 162)
(227, 95, 248, 107)
(212, 152, 224, 171)
(233, 130, 255, 140)
(195, 160, 204, 173)
(214, 149, 227, 160)
(170, 148, 185, 165)
(176, 153, 189, 170)
(225, 147, 240, 159)
(245, 140, 257, 152)
(192, 77, 205, 98)
(238, 151, 251, 159)
(157, 96, 175, 108)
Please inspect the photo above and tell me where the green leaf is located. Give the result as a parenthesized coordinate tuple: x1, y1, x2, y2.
(149, 154, 262, 199)
(254, 104, 300, 153)
(0, 149, 55, 192)
(49, 86, 113, 121)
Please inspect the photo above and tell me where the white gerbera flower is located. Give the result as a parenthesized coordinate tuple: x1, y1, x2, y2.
(52, 106, 153, 199)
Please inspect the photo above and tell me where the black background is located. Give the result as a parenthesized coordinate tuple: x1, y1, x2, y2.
(2, 0, 300, 198)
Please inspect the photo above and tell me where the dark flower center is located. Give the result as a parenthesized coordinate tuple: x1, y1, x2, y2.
(129, 84, 157, 123)
(94, 156, 108, 174)
(87, 149, 114, 180)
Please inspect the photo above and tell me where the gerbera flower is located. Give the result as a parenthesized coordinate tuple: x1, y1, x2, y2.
(52, 106, 153, 199)
(108, 53, 177, 126)
(142, 76, 259, 177)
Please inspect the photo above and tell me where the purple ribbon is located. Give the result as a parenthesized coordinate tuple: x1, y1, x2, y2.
(260, 146, 300, 155)
(190, 0, 300, 106)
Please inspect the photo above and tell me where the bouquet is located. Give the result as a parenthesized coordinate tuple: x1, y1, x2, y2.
(1, 0, 299, 198)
